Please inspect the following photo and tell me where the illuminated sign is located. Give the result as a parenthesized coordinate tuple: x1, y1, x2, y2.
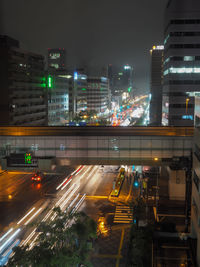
(152, 45, 164, 50)
(74, 72, 78, 80)
(47, 75, 53, 88)
(124, 65, 131, 70)
(25, 153, 32, 164)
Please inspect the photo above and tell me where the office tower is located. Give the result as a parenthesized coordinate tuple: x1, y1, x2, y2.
(47, 71, 69, 125)
(73, 71, 88, 114)
(87, 77, 110, 113)
(108, 64, 133, 97)
(47, 48, 66, 70)
(149, 45, 164, 126)
(0, 35, 47, 126)
(191, 95, 200, 266)
(163, 0, 200, 126)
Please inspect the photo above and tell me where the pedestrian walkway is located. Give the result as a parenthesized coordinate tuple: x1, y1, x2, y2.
(113, 205, 133, 224)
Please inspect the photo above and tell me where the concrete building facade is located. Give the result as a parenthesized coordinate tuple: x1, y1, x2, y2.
(0, 35, 47, 126)
(87, 77, 110, 113)
(47, 71, 69, 125)
(163, 0, 200, 126)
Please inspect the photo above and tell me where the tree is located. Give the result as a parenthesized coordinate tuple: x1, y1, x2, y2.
(8, 208, 97, 267)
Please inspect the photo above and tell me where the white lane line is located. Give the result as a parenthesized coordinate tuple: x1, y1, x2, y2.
(0, 228, 13, 242)
(17, 207, 36, 225)
(24, 208, 42, 226)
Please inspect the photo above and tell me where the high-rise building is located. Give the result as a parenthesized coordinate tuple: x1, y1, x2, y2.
(73, 71, 88, 114)
(163, 0, 200, 126)
(149, 45, 164, 126)
(87, 77, 110, 113)
(47, 71, 69, 125)
(47, 48, 66, 70)
(191, 95, 200, 266)
(0, 35, 47, 126)
(107, 64, 133, 97)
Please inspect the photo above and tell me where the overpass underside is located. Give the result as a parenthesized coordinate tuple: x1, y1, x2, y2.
(0, 126, 193, 166)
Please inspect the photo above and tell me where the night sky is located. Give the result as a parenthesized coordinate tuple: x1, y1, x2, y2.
(1, 0, 168, 92)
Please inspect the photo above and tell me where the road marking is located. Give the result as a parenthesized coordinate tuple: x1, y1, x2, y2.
(116, 228, 125, 267)
(85, 196, 108, 199)
(114, 205, 133, 223)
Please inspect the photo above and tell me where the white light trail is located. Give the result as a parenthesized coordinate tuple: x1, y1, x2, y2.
(60, 184, 79, 210)
(68, 193, 80, 210)
(24, 208, 42, 226)
(72, 194, 86, 214)
(0, 229, 21, 253)
(56, 165, 83, 190)
(0, 228, 13, 242)
(86, 166, 98, 180)
(55, 184, 75, 207)
(56, 176, 71, 191)
(2, 239, 20, 257)
(21, 228, 36, 246)
(29, 233, 39, 250)
(60, 178, 72, 191)
(17, 207, 36, 225)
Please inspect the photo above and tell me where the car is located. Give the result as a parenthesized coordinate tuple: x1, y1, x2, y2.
(31, 171, 44, 182)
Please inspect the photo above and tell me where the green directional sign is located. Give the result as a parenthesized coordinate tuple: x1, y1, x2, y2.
(25, 153, 32, 164)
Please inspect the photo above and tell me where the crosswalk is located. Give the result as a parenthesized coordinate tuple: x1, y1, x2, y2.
(113, 205, 133, 224)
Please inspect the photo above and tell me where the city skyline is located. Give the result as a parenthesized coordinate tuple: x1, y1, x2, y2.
(0, 0, 168, 92)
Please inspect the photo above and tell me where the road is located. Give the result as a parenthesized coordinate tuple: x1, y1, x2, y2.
(0, 168, 75, 231)
(0, 165, 120, 265)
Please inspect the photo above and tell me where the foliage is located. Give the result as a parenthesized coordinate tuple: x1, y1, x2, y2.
(8, 208, 97, 267)
(128, 225, 154, 267)
(127, 198, 153, 266)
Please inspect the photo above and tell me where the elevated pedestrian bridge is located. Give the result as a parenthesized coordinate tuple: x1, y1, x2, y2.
(0, 126, 194, 166)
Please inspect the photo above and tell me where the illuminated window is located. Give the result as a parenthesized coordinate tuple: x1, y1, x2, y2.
(164, 67, 200, 75)
(50, 63, 59, 69)
(49, 53, 60, 59)
(184, 56, 195, 61)
(182, 115, 193, 120)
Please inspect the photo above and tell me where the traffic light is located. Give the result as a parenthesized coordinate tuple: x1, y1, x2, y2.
(133, 171, 139, 187)
(134, 180, 139, 187)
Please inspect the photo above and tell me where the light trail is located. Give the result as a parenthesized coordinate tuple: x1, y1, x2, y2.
(17, 207, 36, 225)
(0, 228, 13, 242)
(72, 194, 86, 214)
(28, 233, 39, 250)
(21, 228, 36, 246)
(0, 229, 21, 253)
(24, 208, 42, 226)
(60, 178, 72, 191)
(60, 184, 80, 211)
(86, 166, 98, 180)
(68, 193, 80, 210)
(56, 165, 83, 190)
(55, 184, 76, 207)
(2, 239, 20, 257)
